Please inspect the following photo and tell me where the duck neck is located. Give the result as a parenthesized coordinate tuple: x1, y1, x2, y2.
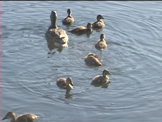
(50, 16, 57, 29)
(68, 13, 72, 18)
(97, 19, 102, 22)
(67, 10, 72, 17)
(11, 114, 16, 122)
(87, 28, 92, 32)
(100, 39, 105, 41)
(103, 74, 108, 78)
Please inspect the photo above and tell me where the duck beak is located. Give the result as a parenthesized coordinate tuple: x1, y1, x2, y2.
(70, 82, 74, 86)
(109, 72, 112, 75)
(69, 84, 74, 89)
(2, 116, 7, 120)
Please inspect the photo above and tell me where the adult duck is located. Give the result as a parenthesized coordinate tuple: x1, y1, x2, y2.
(95, 33, 107, 50)
(92, 14, 105, 29)
(2, 112, 39, 122)
(45, 11, 69, 47)
(84, 53, 102, 66)
(62, 9, 74, 25)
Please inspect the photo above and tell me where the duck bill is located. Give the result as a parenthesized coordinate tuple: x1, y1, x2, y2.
(2, 116, 7, 120)
(69, 84, 74, 89)
(109, 72, 112, 75)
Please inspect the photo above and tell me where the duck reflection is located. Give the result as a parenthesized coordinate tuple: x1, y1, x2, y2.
(65, 89, 73, 99)
(91, 82, 110, 88)
(47, 41, 64, 53)
(93, 27, 103, 32)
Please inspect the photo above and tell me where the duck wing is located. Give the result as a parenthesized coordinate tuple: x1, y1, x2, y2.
(17, 114, 39, 122)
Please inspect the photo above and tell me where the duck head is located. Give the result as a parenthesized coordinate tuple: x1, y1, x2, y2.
(2, 112, 15, 120)
(50, 11, 58, 28)
(66, 77, 74, 89)
(103, 69, 112, 77)
(67, 9, 72, 17)
(100, 33, 105, 40)
(97, 14, 104, 21)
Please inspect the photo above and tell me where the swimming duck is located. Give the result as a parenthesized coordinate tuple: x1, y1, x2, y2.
(92, 14, 105, 29)
(62, 9, 74, 25)
(2, 112, 39, 122)
(45, 11, 69, 47)
(68, 23, 92, 35)
(91, 69, 111, 86)
(84, 53, 102, 66)
(95, 33, 107, 50)
(57, 77, 74, 90)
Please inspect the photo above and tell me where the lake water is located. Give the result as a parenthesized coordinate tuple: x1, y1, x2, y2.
(1, 1, 162, 122)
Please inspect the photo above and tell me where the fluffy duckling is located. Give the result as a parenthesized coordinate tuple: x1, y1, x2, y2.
(2, 112, 39, 122)
(68, 23, 92, 35)
(92, 14, 105, 29)
(91, 69, 111, 86)
(62, 9, 74, 25)
(84, 53, 102, 66)
(95, 33, 107, 50)
(57, 77, 74, 90)
(45, 11, 69, 47)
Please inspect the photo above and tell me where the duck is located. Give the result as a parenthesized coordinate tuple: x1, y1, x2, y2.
(95, 33, 107, 50)
(45, 11, 69, 47)
(91, 69, 111, 86)
(92, 14, 105, 29)
(84, 53, 102, 66)
(2, 112, 39, 122)
(68, 23, 92, 35)
(56, 77, 74, 90)
(62, 9, 74, 25)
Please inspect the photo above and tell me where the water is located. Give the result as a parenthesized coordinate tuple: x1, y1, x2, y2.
(1, 1, 162, 122)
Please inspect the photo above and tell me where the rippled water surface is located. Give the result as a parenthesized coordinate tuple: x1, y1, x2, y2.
(1, 1, 162, 122)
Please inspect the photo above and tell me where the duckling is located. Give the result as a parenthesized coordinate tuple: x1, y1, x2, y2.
(2, 112, 39, 122)
(84, 53, 102, 66)
(45, 11, 69, 47)
(95, 33, 107, 50)
(91, 69, 111, 86)
(62, 9, 74, 25)
(57, 77, 74, 90)
(68, 23, 92, 35)
(92, 14, 105, 29)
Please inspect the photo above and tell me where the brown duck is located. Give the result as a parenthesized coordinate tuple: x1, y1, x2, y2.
(84, 53, 102, 66)
(91, 69, 111, 86)
(95, 33, 107, 50)
(2, 112, 39, 122)
(45, 11, 69, 47)
(68, 23, 92, 35)
(62, 9, 74, 25)
(92, 14, 105, 29)
(57, 77, 74, 90)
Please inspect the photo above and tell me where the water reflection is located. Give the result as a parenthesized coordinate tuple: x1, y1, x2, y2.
(93, 28, 103, 32)
(47, 42, 64, 57)
(91, 82, 110, 88)
(65, 89, 73, 99)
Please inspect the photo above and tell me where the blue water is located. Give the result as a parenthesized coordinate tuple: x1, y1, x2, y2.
(1, 1, 162, 122)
